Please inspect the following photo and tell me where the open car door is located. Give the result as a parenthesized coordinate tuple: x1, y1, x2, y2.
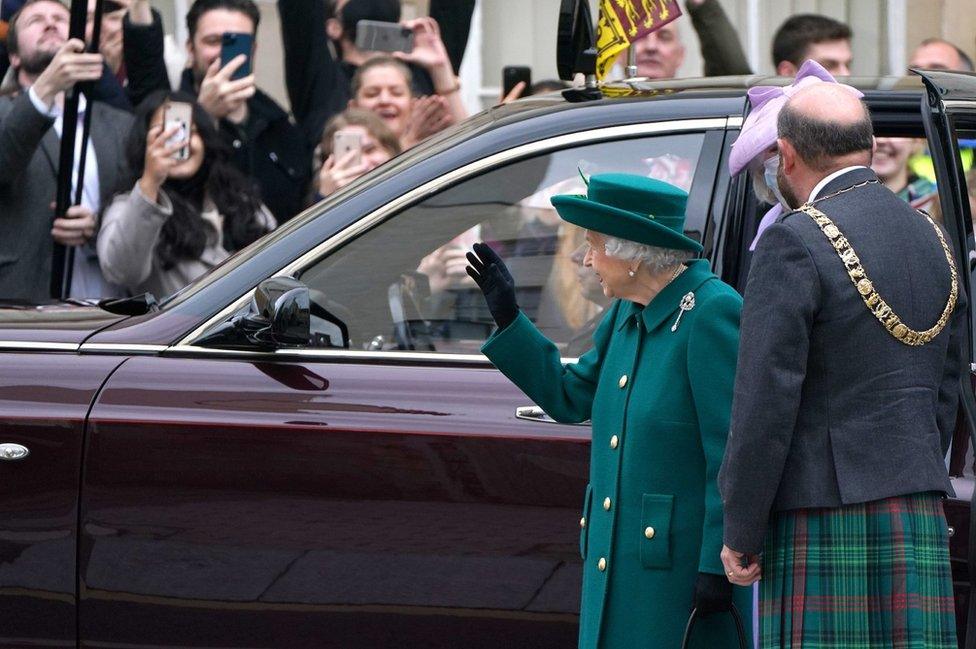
(918, 69, 976, 648)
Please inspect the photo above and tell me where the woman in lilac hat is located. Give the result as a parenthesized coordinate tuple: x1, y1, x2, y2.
(729, 60, 863, 250)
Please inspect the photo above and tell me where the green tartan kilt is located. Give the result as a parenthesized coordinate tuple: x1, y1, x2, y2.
(759, 492, 957, 649)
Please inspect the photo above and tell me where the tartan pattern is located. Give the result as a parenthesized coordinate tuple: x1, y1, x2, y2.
(760, 493, 957, 648)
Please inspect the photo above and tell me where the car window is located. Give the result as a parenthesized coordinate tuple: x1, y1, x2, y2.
(297, 133, 706, 355)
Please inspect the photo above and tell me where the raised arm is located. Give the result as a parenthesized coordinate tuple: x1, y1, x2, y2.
(279, 0, 349, 148)
(97, 182, 169, 289)
(470, 241, 616, 423)
(687, 0, 752, 76)
(429, 0, 475, 74)
(122, 1, 172, 107)
(0, 39, 101, 186)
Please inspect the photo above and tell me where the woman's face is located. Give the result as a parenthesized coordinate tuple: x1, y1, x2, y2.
(582, 230, 634, 300)
(339, 125, 394, 171)
(150, 104, 205, 179)
(351, 66, 413, 138)
(872, 137, 917, 182)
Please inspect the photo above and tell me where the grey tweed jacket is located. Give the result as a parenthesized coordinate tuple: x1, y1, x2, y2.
(0, 91, 132, 302)
(719, 166, 966, 554)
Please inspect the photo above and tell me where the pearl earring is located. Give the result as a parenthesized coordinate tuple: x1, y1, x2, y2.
(628, 269, 636, 277)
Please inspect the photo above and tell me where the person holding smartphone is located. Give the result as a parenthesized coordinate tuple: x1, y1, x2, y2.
(279, 0, 473, 149)
(124, 0, 310, 224)
(98, 91, 275, 299)
(313, 108, 400, 202)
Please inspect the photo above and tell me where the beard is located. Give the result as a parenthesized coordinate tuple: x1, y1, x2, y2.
(18, 48, 57, 76)
(776, 162, 802, 209)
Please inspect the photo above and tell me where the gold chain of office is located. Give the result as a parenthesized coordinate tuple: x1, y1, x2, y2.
(797, 199, 958, 346)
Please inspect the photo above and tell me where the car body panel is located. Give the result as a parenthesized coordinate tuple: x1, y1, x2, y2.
(0, 354, 125, 648)
(80, 356, 587, 647)
(0, 304, 125, 346)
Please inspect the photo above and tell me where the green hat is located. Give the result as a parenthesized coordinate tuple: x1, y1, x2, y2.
(550, 173, 703, 253)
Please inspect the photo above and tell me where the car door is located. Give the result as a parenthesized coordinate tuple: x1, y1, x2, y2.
(78, 119, 729, 648)
(918, 69, 976, 648)
(0, 353, 123, 648)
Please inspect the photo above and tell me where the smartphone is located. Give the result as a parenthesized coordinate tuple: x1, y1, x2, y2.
(355, 20, 414, 54)
(163, 101, 193, 161)
(220, 32, 253, 80)
(333, 130, 362, 167)
(503, 65, 532, 98)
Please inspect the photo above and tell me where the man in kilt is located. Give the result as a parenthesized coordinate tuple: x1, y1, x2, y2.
(718, 82, 966, 648)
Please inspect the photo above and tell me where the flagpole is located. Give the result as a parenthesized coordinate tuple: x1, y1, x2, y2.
(625, 45, 637, 79)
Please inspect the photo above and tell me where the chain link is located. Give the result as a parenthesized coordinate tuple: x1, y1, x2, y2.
(798, 194, 958, 346)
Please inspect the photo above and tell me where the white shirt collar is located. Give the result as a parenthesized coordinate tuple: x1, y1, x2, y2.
(807, 165, 869, 203)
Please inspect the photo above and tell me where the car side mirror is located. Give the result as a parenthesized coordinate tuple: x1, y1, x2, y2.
(196, 277, 311, 350)
(249, 277, 311, 347)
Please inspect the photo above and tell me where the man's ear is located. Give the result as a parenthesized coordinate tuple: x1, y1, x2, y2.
(326, 17, 342, 41)
(778, 138, 797, 173)
(8, 52, 20, 71)
(776, 60, 797, 76)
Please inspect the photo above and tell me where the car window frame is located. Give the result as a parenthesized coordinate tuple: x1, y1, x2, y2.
(173, 117, 736, 363)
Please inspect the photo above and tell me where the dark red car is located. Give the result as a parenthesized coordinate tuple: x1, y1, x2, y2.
(3, 70, 976, 648)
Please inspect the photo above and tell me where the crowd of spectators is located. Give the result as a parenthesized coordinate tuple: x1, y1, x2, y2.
(0, 0, 971, 305)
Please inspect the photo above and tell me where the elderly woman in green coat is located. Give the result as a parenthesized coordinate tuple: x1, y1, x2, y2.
(466, 174, 752, 649)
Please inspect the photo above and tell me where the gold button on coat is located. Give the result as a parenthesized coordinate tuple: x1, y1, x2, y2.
(610, 435, 619, 449)
(618, 375, 628, 388)
(603, 497, 611, 511)
(644, 526, 655, 539)
(598, 557, 607, 571)
(580, 516, 586, 528)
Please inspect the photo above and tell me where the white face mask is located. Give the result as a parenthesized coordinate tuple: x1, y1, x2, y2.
(763, 155, 789, 208)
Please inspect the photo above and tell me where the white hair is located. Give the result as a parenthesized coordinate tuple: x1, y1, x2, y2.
(603, 235, 695, 273)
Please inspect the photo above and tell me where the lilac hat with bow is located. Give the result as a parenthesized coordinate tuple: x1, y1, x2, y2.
(728, 59, 864, 176)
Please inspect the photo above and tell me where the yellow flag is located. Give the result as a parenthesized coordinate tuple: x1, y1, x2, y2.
(596, 0, 683, 80)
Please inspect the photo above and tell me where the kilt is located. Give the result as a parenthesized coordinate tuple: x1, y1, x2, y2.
(759, 492, 956, 649)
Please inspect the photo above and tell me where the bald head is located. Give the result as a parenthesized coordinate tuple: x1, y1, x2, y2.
(790, 83, 868, 124)
(778, 83, 873, 172)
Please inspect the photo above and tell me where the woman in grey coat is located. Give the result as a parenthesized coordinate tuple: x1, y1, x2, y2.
(98, 91, 274, 299)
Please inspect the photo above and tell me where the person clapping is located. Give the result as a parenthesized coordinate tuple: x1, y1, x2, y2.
(98, 91, 274, 298)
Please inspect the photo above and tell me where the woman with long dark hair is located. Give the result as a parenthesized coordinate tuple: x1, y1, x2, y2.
(98, 90, 274, 298)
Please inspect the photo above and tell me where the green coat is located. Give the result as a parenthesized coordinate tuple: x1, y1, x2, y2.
(482, 260, 752, 649)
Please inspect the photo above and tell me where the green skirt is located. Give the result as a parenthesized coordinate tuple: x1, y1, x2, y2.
(760, 492, 957, 648)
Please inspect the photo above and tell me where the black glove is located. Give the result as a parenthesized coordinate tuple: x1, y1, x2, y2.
(465, 242, 519, 330)
(693, 572, 733, 615)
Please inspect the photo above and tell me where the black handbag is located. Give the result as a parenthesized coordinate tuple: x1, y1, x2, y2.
(680, 605, 749, 649)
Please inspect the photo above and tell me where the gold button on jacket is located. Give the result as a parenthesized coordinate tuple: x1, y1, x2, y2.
(645, 526, 656, 539)
(610, 435, 619, 449)
(618, 375, 628, 388)
(603, 497, 611, 511)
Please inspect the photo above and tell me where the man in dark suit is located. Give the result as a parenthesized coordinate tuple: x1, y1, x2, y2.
(0, 0, 132, 302)
(719, 83, 964, 647)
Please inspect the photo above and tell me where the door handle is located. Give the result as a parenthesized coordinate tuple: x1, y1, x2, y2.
(515, 406, 589, 426)
(0, 443, 29, 461)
